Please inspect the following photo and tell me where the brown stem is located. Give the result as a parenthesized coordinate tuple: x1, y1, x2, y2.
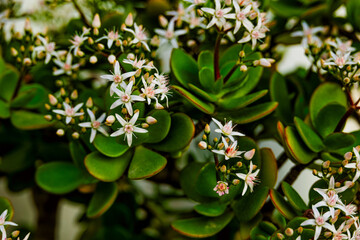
(223, 63, 238, 84)
(32, 187, 60, 240)
(214, 154, 220, 181)
(277, 152, 288, 169)
(72, 0, 91, 27)
(214, 34, 222, 81)
(335, 107, 355, 132)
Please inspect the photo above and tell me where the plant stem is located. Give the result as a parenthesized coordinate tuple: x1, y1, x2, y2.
(223, 63, 238, 84)
(277, 152, 288, 169)
(72, 0, 91, 27)
(335, 107, 355, 132)
(214, 33, 222, 81)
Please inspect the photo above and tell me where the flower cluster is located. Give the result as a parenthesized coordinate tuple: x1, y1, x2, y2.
(0, 209, 30, 240)
(199, 118, 259, 196)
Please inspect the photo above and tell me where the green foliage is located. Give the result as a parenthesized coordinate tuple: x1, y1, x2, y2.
(87, 182, 118, 218)
(11, 110, 54, 130)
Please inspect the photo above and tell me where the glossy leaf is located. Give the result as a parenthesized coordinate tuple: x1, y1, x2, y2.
(0, 67, 19, 102)
(219, 90, 268, 110)
(128, 146, 167, 179)
(347, 0, 360, 31)
(188, 83, 217, 102)
(93, 134, 129, 158)
(221, 61, 246, 87)
(320, 152, 343, 163)
(314, 104, 347, 138)
(199, 67, 215, 92)
(171, 212, 234, 238)
(281, 182, 308, 212)
(180, 162, 209, 203)
(269, 189, 298, 220)
(309, 82, 347, 125)
(0, 100, 10, 119)
(171, 48, 200, 87)
(69, 140, 88, 170)
(198, 50, 214, 70)
(259, 148, 277, 189)
(0, 197, 14, 221)
(194, 201, 227, 217)
(284, 126, 316, 164)
(11, 110, 54, 130)
(270, 72, 292, 124)
(232, 186, 269, 221)
(11, 83, 48, 109)
(36, 162, 84, 194)
(85, 151, 132, 182)
(147, 113, 195, 152)
(227, 66, 263, 98)
(294, 117, 324, 152)
(144, 110, 171, 143)
(172, 85, 215, 114)
(195, 162, 219, 198)
(323, 132, 355, 150)
(87, 182, 118, 218)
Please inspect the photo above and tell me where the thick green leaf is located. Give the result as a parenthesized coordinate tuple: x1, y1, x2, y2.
(309, 82, 347, 125)
(232, 186, 269, 221)
(188, 83, 217, 102)
(128, 146, 167, 179)
(321, 152, 343, 163)
(259, 148, 277, 189)
(269, 189, 297, 220)
(36, 162, 84, 194)
(219, 90, 268, 110)
(93, 134, 129, 158)
(85, 151, 132, 182)
(171, 212, 234, 238)
(69, 140, 87, 170)
(11, 83, 48, 109)
(199, 67, 215, 92)
(180, 162, 209, 203)
(324, 132, 355, 150)
(270, 73, 292, 124)
(0, 67, 19, 102)
(281, 182, 308, 212)
(147, 113, 195, 152)
(194, 201, 227, 217)
(171, 48, 200, 88)
(0, 100, 10, 119)
(294, 117, 324, 152)
(314, 104, 347, 138)
(0, 197, 14, 221)
(226, 66, 263, 98)
(198, 50, 214, 70)
(221, 102, 278, 124)
(87, 182, 118, 218)
(144, 110, 171, 143)
(284, 126, 316, 164)
(238, 214, 263, 240)
(258, 221, 277, 235)
(172, 85, 215, 114)
(221, 61, 246, 87)
(195, 162, 219, 198)
(11, 110, 54, 130)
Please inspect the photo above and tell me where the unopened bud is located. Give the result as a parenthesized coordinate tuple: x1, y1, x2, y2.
(285, 228, 293, 236)
(324, 231, 332, 238)
(224, 0, 231, 5)
(253, 58, 275, 67)
(159, 15, 168, 27)
(276, 233, 284, 240)
(44, 115, 52, 121)
(187, 40, 196, 47)
(11, 231, 20, 238)
(72, 132, 80, 139)
(71, 90, 78, 100)
(86, 97, 93, 108)
(108, 54, 116, 64)
(202, 134, 207, 141)
(89, 55, 97, 64)
(77, 50, 84, 57)
(198, 141, 207, 150)
(88, 37, 94, 45)
(355, 145, 360, 152)
(48, 94, 58, 105)
(60, 87, 66, 96)
(106, 115, 115, 125)
(20, 45, 25, 52)
(64, 97, 70, 104)
(155, 102, 164, 109)
(97, 43, 104, 50)
(207, 145, 212, 150)
(141, 123, 149, 128)
(312, 169, 318, 176)
(220, 165, 226, 173)
(24, 18, 31, 32)
(218, 142, 224, 150)
(344, 77, 350, 84)
(146, 116, 157, 124)
(297, 227, 303, 234)
(121, 108, 128, 115)
(236, 161, 242, 167)
(240, 65, 247, 72)
(125, 13, 133, 26)
(23, 57, 32, 66)
(239, 50, 245, 58)
(115, 39, 122, 46)
(344, 151, 352, 160)
(92, 14, 101, 28)
(205, 124, 210, 134)
(232, 179, 240, 185)
(197, 9, 203, 16)
(244, 149, 255, 160)
(342, 159, 349, 166)
(44, 103, 51, 110)
(213, 137, 218, 143)
(322, 160, 330, 168)
(127, 53, 135, 60)
(56, 129, 65, 136)
(335, 182, 341, 188)
(10, 47, 18, 56)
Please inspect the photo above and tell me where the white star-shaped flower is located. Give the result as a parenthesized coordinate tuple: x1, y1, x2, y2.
(236, 161, 260, 195)
(79, 109, 109, 143)
(291, 21, 324, 47)
(155, 18, 187, 49)
(212, 118, 244, 141)
(301, 206, 336, 240)
(238, 16, 266, 49)
(345, 147, 360, 182)
(0, 209, 17, 240)
(33, 35, 57, 64)
(53, 53, 80, 76)
(124, 23, 151, 52)
(212, 137, 244, 160)
(53, 102, 84, 124)
(96, 30, 121, 49)
(201, 0, 235, 29)
(233, 1, 253, 34)
(110, 111, 148, 146)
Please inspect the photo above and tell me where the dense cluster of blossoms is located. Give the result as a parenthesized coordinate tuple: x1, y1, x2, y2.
(199, 118, 258, 196)
(31, 14, 170, 146)
(291, 21, 360, 85)
(0, 209, 30, 240)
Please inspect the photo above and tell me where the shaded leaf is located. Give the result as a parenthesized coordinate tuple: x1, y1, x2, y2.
(314, 104, 347, 138)
(269, 189, 298, 220)
(195, 162, 219, 198)
(93, 134, 129, 158)
(87, 182, 118, 218)
(270, 72, 292, 124)
(324, 132, 355, 150)
(281, 182, 308, 212)
(11, 110, 54, 130)
(144, 110, 171, 143)
(199, 67, 215, 92)
(198, 50, 214, 70)
(259, 148, 277, 189)
(0, 100, 10, 119)
(219, 90, 268, 110)
(194, 201, 227, 217)
(294, 117, 324, 152)
(0, 67, 19, 102)
(171, 48, 200, 88)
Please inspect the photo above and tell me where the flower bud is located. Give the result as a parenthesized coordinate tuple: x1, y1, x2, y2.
(236, 161, 242, 167)
(108, 54, 116, 64)
(338, 167, 343, 174)
(322, 160, 330, 169)
(71, 90, 78, 100)
(155, 102, 164, 109)
(146, 116, 157, 125)
(23, 58, 32, 66)
(88, 55, 97, 64)
(225, 0, 231, 5)
(12, 231, 20, 238)
(244, 149, 255, 160)
(141, 123, 149, 128)
(312, 169, 318, 176)
(24, 18, 31, 32)
(121, 108, 128, 115)
(220, 165, 226, 173)
(72, 132, 80, 139)
(213, 137, 218, 143)
(10, 47, 18, 56)
(218, 142, 224, 150)
(276, 233, 284, 240)
(324, 231, 332, 238)
(207, 145, 212, 150)
(86, 97, 93, 108)
(240, 65, 247, 72)
(92, 14, 101, 28)
(198, 141, 207, 150)
(159, 15, 168, 27)
(127, 53, 135, 60)
(344, 151, 352, 161)
(125, 13, 133, 26)
(297, 227, 303, 234)
(44, 103, 51, 110)
(97, 43, 104, 50)
(56, 129, 65, 136)
(285, 228, 293, 236)
(60, 87, 66, 96)
(253, 58, 275, 67)
(44, 115, 52, 121)
(106, 115, 115, 125)
(239, 50, 245, 58)
(232, 179, 240, 185)
(48, 94, 58, 105)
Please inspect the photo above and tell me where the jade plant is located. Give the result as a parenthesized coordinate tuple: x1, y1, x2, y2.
(1, 0, 360, 239)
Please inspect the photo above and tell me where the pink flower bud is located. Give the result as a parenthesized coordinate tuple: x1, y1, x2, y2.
(198, 141, 207, 150)
(48, 94, 58, 105)
(244, 149, 255, 160)
(56, 129, 65, 136)
(108, 54, 116, 64)
(92, 14, 101, 28)
(125, 13, 133, 26)
(89, 56, 97, 64)
(146, 116, 157, 125)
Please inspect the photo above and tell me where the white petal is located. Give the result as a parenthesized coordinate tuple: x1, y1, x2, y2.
(126, 133, 133, 146)
(130, 111, 139, 125)
(65, 116, 72, 124)
(125, 102, 133, 116)
(86, 108, 95, 122)
(98, 127, 109, 137)
(111, 128, 125, 137)
(90, 129, 97, 143)
(97, 113, 106, 123)
(110, 99, 123, 109)
(115, 113, 127, 126)
(133, 126, 148, 133)
(73, 103, 84, 112)
(79, 122, 92, 128)
(52, 109, 66, 115)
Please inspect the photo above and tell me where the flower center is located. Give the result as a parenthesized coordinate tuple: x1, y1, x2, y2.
(121, 94, 131, 103)
(114, 74, 122, 83)
(47, 42, 55, 52)
(225, 146, 236, 158)
(64, 63, 72, 71)
(165, 30, 174, 39)
(124, 124, 133, 134)
(218, 183, 226, 191)
(222, 123, 232, 135)
(251, 30, 260, 39)
(237, 12, 246, 21)
(65, 108, 75, 116)
(335, 56, 345, 67)
(215, 9, 224, 18)
(92, 121, 101, 129)
(145, 87, 155, 98)
(108, 31, 118, 40)
(245, 175, 255, 184)
(315, 216, 325, 226)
